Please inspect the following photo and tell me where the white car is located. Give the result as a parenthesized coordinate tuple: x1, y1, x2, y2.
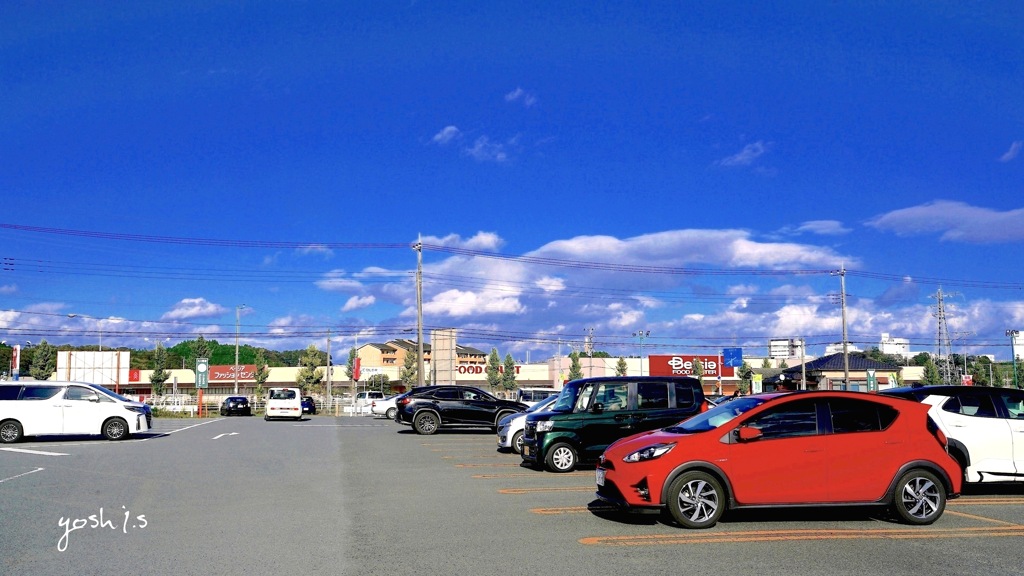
(882, 385, 1024, 483)
(496, 394, 558, 454)
(0, 381, 152, 443)
(265, 387, 303, 421)
(370, 394, 400, 420)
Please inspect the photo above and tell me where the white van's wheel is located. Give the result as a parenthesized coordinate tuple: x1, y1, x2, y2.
(0, 420, 23, 444)
(103, 417, 128, 441)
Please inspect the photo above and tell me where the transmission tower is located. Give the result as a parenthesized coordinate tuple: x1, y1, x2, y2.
(930, 287, 958, 384)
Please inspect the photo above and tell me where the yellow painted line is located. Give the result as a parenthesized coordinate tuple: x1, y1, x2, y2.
(453, 463, 523, 468)
(472, 471, 593, 479)
(950, 498, 1024, 506)
(531, 505, 617, 515)
(499, 486, 595, 494)
(946, 510, 1021, 525)
(442, 454, 511, 459)
(579, 525, 1024, 546)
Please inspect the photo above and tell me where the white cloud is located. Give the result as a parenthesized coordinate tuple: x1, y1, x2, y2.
(866, 200, 1024, 243)
(999, 141, 1022, 162)
(0, 284, 16, 294)
(161, 298, 226, 320)
(716, 141, 768, 167)
(464, 136, 508, 163)
(420, 232, 504, 251)
(432, 125, 461, 145)
(342, 295, 375, 312)
(795, 220, 851, 236)
(421, 288, 525, 317)
(505, 86, 537, 107)
(535, 276, 565, 292)
(316, 270, 365, 292)
(296, 244, 333, 258)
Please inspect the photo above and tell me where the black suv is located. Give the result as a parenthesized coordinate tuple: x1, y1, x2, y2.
(394, 385, 528, 435)
(521, 376, 708, 472)
(219, 396, 251, 416)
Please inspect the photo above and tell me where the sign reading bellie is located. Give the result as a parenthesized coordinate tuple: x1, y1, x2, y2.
(648, 355, 736, 379)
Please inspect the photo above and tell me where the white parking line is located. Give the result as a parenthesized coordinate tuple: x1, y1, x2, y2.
(0, 447, 69, 456)
(0, 467, 45, 483)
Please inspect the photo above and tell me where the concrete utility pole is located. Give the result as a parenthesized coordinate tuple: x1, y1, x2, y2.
(413, 238, 425, 387)
(234, 304, 245, 394)
(1007, 330, 1020, 388)
(633, 330, 650, 376)
(832, 266, 850, 390)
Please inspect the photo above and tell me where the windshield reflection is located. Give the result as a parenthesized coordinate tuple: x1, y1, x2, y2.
(665, 396, 768, 433)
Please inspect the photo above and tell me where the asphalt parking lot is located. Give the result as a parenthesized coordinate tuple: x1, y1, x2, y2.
(1, 414, 1023, 576)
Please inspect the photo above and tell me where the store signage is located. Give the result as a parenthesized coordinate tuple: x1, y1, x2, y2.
(210, 364, 256, 381)
(649, 355, 736, 378)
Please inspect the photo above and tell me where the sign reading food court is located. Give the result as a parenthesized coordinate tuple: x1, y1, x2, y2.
(648, 355, 736, 378)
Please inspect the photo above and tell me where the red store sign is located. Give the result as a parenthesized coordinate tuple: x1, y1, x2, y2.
(210, 364, 257, 381)
(649, 355, 736, 379)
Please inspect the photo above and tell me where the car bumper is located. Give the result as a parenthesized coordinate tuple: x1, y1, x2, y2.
(595, 463, 666, 511)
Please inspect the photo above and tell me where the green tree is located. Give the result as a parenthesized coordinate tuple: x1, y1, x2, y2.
(295, 344, 325, 393)
(501, 353, 517, 391)
(692, 356, 705, 387)
(567, 351, 584, 382)
(253, 348, 270, 399)
(29, 340, 57, 380)
(761, 357, 772, 369)
(910, 352, 932, 367)
(367, 373, 390, 394)
(486, 348, 502, 390)
(738, 360, 753, 395)
(400, 348, 420, 389)
(615, 357, 628, 376)
(922, 358, 943, 385)
(149, 342, 170, 396)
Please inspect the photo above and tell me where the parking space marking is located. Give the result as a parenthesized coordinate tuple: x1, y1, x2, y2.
(0, 447, 69, 456)
(498, 486, 594, 494)
(578, 525, 1024, 546)
(531, 505, 617, 515)
(946, 509, 1021, 525)
(473, 471, 593, 479)
(0, 467, 45, 483)
(454, 462, 523, 468)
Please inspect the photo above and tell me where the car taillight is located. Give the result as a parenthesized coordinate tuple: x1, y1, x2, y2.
(371, 401, 377, 408)
(398, 397, 411, 406)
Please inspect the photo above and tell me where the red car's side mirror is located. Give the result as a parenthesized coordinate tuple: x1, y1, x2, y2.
(736, 426, 763, 442)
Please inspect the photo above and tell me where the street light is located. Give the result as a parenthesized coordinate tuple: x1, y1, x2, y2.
(1007, 330, 1020, 388)
(235, 305, 246, 394)
(632, 330, 650, 376)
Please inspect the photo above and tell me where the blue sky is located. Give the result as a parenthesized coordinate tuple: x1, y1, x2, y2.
(2, 1, 1023, 362)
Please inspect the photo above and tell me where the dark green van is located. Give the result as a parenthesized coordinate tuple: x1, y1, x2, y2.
(520, 376, 707, 472)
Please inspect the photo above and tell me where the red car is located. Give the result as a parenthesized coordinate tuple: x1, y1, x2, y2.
(596, 391, 961, 529)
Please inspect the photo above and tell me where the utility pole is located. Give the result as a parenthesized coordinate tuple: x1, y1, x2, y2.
(234, 304, 245, 394)
(584, 327, 594, 377)
(326, 329, 332, 400)
(413, 238, 425, 387)
(1007, 330, 1020, 388)
(633, 330, 650, 376)
(831, 266, 850, 390)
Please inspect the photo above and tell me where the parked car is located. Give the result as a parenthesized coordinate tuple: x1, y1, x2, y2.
(370, 394, 401, 420)
(219, 396, 251, 416)
(881, 385, 1024, 483)
(301, 396, 317, 415)
(355, 391, 385, 407)
(394, 385, 528, 435)
(0, 381, 152, 443)
(521, 376, 708, 472)
(497, 394, 558, 454)
(265, 387, 303, 421)
(596, 391, 962, 529)
(516, 387, 560, 407)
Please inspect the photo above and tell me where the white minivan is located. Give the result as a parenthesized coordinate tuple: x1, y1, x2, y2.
(265, 387, 303, 421)
(0, 381, 152, 443)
